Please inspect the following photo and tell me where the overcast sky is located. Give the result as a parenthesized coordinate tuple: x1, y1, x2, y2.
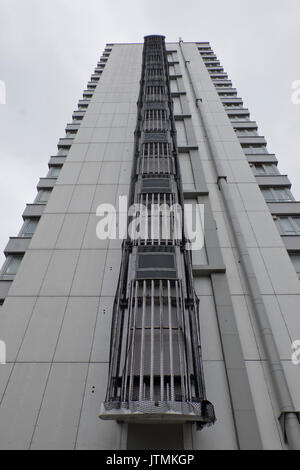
(0, 0, 300, 266)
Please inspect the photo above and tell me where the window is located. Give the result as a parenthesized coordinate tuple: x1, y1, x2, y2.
(224, 103, 243, 109)
(215, 84, 231, 88)
(289, 254, 300, 279)
(243, 145, 268, 155)
(261, 187, 293, 202)
(141, 177, 171, 194)
(3, 255, 23, 275)
(21, 219, 39, 238)
(219, 92, 237, 97)
(65, 131, 76, 138)
(47, 166, 61, 178)
(35, 189, 52, 203)
(212, 75, 228, 80)
(251, 164, 279, 175)
(277, 217, 300, 235)
(136, 248, 177, 280)
(229, 115, 250, 122)
(57, 148, 69, 157)
(236, 129, 258, 137)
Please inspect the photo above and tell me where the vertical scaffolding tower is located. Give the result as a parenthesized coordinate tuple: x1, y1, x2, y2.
(100, 35, 215, 427)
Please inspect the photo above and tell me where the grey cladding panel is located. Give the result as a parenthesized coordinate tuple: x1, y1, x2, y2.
(0, 363, 51, 450)
(76, 363, 122, 450)
(31, 363, 88, 450)
(0, 280, 12, 298)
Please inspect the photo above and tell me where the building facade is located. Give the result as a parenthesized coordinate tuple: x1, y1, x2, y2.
(0, 36, 300, 450)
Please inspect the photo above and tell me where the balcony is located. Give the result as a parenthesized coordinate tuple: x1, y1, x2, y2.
(83, 91, 93, 99)
(37, 178, 57, 190)
(221, 97, 243, 104)
(268, 202, 300, 215)
(4, 237, 31, 256)
(208, 67, 224, 73)
(255, 175, 291, 188)
(72, 111, 86, 119)
(66, 123, 80, 132)
(218, 88, 237, 94)
(282, 235, 300, 251)
(233, 122, 257, 129)
(78, 99, 90, 106)
(226, 108, 250, 116)
(210, 74, 228, 80)
(22, 204, 46, 218)
(214, 83, 233, 89)
(48, 156, 66, 166)
(238, 136, 267, 145)
(58, 137, 74, 147)
(247, 154, 278, 164)
(204, 60, 220, 66)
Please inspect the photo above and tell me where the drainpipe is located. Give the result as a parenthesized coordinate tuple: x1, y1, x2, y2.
(178, 41, 300, 450)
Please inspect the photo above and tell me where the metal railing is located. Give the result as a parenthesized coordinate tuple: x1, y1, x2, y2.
(143, 109, 169, 132)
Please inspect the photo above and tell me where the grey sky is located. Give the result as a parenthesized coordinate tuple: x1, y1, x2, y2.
(1, 0, 300, 265)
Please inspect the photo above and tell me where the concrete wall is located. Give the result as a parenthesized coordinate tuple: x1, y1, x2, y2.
(0, 41, 299, 450)
(0, 44, 141, 450)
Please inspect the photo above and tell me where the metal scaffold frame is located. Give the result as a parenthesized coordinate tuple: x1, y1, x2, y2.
(100, 35, 215, 427)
